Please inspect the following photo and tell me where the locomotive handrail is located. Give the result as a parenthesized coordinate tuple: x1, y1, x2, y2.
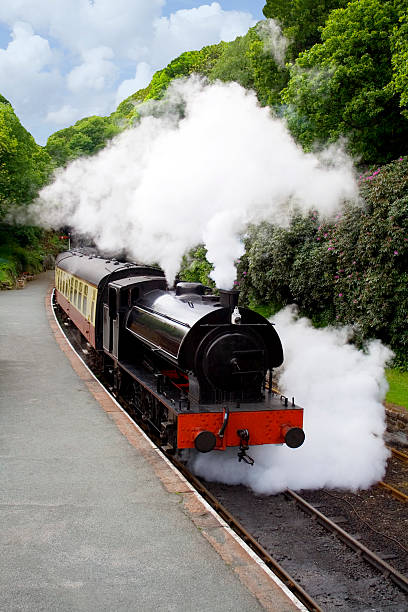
(199, 323, 270, 327)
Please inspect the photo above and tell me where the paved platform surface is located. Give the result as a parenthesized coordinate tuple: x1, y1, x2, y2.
(0, 272, 302, 612)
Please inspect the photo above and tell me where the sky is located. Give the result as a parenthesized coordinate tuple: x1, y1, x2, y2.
(0, 1, 266, 145)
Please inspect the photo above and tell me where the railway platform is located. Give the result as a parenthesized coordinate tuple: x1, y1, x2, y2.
(0, 272, 304, 612)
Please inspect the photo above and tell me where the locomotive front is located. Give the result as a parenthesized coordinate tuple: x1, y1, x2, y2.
(177, 289, 284, 404)
(125, 282, 305, 461)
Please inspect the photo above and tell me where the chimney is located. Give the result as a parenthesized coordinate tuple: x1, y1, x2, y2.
(219, 289, 240, 309)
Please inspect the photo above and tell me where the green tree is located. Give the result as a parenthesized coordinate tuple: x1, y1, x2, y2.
(391, 12, 408, 115)
(209, 26, 288, 107)
(263, 0, 348, 59)
(210, 33, 255, 89)
(0, 98, 53, 217)
(282, 0, 408, 163)
(178, 245, 214, 287)
(46, 115, 121, 166)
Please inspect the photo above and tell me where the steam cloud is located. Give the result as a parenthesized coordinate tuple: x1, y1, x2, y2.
(256, 19, 288, 67)
(32, 68, 391, 495)
(34, 76, 358, 288)
(191, 307, 392, 494)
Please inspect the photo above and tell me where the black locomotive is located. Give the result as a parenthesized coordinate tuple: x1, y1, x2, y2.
(55, 250, 304, 463)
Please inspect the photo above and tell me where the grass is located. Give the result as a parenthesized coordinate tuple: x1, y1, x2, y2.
(386, 369, 408, 409)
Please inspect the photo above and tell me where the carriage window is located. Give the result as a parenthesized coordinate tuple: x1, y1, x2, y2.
(77, 282, 83, 310)
(83, 285, 88, 314)
(90, 289, 96, 323)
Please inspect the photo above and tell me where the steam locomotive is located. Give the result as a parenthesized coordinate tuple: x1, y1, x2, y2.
(54, 250, 304, 464)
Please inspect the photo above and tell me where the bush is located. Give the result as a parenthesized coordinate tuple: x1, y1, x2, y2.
(334, 157, 408, 365)
(0, 224, 66, 288)
(237, 157, 408, 367)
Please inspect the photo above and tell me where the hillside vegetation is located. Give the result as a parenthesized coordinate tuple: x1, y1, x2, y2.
(0, 0, 407, 367)
(0, 96, 61, 287)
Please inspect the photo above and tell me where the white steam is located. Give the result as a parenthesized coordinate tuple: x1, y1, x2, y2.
(34, 77, 358, 288)
(256, 19, 288, 67)
(191, 306, 392, 494)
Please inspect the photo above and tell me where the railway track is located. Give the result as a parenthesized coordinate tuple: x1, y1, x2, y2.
(176, 461, 408, 609)
(207, 480, 408, 610)
(283, 489, 408, 593)
(171, 458, 322, 612)
(379, 447, 408, 502)
(56, 303, 408, 611)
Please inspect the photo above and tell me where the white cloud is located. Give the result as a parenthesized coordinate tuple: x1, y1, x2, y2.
(67, 47, 118, 93)
(46, 104, 80, 125)
(152, 3, 254, 65)
(0, 1, 164, 58)
(0, 21, 52, 72)
(0, 21, 62, 136)
(0, 1, 257, 144)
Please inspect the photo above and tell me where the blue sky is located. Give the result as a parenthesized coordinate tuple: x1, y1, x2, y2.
(0, 1, 266, 145)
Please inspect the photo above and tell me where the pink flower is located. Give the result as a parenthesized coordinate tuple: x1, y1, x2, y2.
(394, 250, 398, 255)
(338, 293, 343, 297)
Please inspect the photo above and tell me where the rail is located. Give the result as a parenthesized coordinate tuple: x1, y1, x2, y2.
(170, 457, 323, 612)
(283, 489, 408, 594)
(378, 446, 408, 502)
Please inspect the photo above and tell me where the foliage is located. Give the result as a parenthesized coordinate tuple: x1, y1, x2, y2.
(0, 224, 64, 288)
(209, 33, 254, 89)
(0, 99, 53, 217)
(235, 156, 408, 367)
(178, 245, 215, 288)
(45, 115, 121, 166)
(390, 12, 408, 116)
(282, 0, 408, 164)
(241, 223, 292, 307)
(263, 0, 348, 59)
(241, 215, 324, 308)
(144, 44, 225, 102)
(209, 26, 287, 107)
(334, 157, 408, 365)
